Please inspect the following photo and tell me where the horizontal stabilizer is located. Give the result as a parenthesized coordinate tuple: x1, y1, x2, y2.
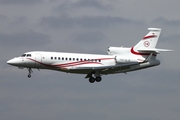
(137, 48, 173, 54)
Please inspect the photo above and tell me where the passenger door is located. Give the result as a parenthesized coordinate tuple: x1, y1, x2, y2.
(35, 53, 42, 68)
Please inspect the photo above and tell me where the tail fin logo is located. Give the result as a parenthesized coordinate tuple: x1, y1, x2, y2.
(144, 41, 150, 47)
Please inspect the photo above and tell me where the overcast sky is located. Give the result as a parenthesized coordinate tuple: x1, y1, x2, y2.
(0, 0, 180, 120)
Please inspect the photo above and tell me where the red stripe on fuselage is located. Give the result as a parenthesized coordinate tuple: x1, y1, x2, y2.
(27, 58, 114, 68)
(54, 61, 102, 67)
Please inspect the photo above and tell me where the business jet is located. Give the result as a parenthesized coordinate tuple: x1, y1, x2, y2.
(7, 28, 172, 83)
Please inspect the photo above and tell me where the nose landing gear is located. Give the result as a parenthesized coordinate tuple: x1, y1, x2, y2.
(27, 68, 33, 78)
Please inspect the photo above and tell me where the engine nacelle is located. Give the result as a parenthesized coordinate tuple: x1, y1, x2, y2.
(107, 47, 129, 55)
(115, 56, 138, 63)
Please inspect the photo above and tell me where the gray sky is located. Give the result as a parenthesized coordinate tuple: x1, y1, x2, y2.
(0, 0, 180, 120)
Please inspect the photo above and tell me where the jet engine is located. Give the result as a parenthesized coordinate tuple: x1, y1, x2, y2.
(115, 56, 138, 64)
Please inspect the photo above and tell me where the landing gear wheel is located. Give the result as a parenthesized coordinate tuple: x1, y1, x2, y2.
(95, 76, 102, 82)
(28, 74, 31, 78)
(89, 77, 95, 83)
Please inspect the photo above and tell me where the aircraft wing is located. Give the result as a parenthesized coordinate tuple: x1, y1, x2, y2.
(67, 62, 139, 75)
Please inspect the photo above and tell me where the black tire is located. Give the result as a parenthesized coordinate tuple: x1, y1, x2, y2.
(95, 76, 102, 82)
(89, 77, 95, 83)
(28, 74, 31, 78)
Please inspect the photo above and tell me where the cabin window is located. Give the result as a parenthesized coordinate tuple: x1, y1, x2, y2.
(62, 57, 64, 60)
(80, 58, 83, 61)
(73, 58, 75, 61)
(76, 58, 79, 61)
(69, 58, 71, 61)
(54, 57, 57, 60)
(65, 58, 68, 60)
(58, 57, 60, 60)
(51, 57, 53, 60)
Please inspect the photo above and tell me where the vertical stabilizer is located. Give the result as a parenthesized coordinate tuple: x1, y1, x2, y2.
(133, 28, 161, 51)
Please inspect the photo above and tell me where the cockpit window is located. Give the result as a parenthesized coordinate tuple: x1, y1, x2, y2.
(21, 54, 26, 57)
(27, 54, 31, 57)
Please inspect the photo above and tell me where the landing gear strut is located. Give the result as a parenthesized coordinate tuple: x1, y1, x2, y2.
(27, 68, 33, 78)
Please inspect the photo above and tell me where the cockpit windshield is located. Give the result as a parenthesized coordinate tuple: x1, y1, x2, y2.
(21, 54, 26, 57)
(21, 54, 31, 57)
(27, 54, 31, 57)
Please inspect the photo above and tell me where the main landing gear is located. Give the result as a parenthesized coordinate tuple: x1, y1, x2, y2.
(86, 72, 102, 83)
(27, 68, 33, 78)
(89, 76, 102, 83)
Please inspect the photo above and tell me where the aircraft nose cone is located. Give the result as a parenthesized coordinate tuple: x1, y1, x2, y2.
(7, 59, 15, 65)
(7, 57, 25, 67)
(7, 58, 20, 66)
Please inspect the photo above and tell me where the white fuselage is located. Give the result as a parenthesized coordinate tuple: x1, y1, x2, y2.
(7, 50, 160, 75)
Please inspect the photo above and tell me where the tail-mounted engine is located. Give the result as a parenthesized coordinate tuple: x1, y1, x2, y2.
(115, 56, 138, 64)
